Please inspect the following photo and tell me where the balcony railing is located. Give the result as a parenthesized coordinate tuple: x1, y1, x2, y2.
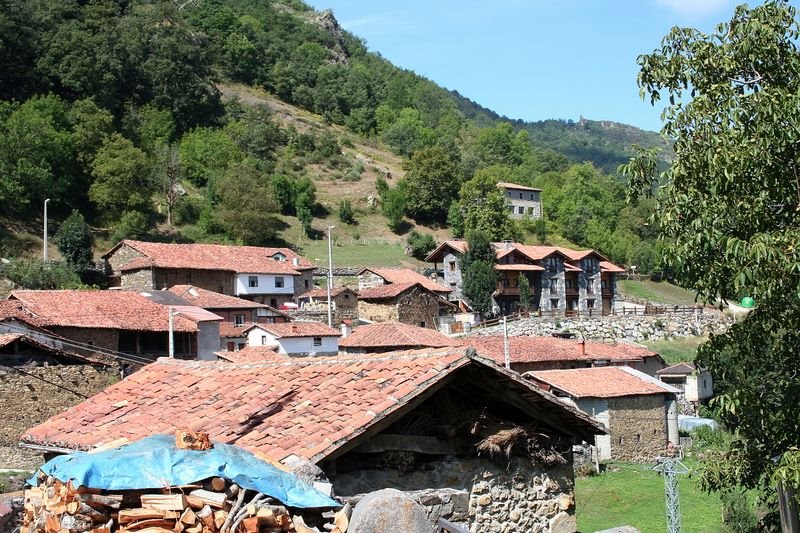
(496, 286, 519, 296)
(565, 287, 578, 296)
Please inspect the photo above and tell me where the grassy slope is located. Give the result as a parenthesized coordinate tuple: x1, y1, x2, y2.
(618, 280, 699, 306)
(576, 462, 722, 533)
(642, 336, 708, 364)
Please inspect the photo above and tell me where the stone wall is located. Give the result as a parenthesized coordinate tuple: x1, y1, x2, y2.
(441, 251, 463, 301)
(357, 300, 398, 323)
(473, 311, 731, 342)
(396, 286, 441, 329)
(118, 268, 154, 291)
(357, 271, 385, 291)
(608, 394, 667, 462)
(105, 243, 144, 276)
(47, 327, 120, 352)
(0, 363, 119, 469)
(333, 456, 576, 533)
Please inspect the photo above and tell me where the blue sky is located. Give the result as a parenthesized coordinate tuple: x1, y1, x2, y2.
(304, 0, 751, 132)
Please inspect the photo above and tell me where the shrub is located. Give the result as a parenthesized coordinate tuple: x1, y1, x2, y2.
(174, 196, 205, 225)
(111, 211, 150, 243)
(6, 258, 82, 289)
(407, 230, 436, 260)
(721, 491, 757, 533)
(338, 200, 355, 225)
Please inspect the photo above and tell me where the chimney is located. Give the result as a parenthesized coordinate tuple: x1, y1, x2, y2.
(340, 320, 352, 338)
(503, 239, 512, 250)
(291, 325, 298, 333)
(579, 339, 586, 356)
(292, 257, 300, 267)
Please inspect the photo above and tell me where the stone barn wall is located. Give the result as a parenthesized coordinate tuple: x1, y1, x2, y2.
(357, 271, 386, 291)
(608, 394, 668, 462)
(396, 286, 441, 329)
(47, 327, 119, 352)
(0, 363, 119, 469)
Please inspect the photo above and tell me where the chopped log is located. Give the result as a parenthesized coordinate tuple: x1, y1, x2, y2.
(334, 502, 351, 533)
(187, 490, 227, 509)
(119, 528, 174, 533)
(119, 508, 179, 523)
(78, 493, 123, 510)
(209, 478, 226, 492)
(184, 524, 203, 533)
(124, 518, 178, 530)
(241, 517, 259, 533)
(66, 501, 80, 514)
(225, 485, 239, 499)
(180, 508, 198, 526)
(213, 510, 227, 530)
(196, 505, 215, 531)
(175, 431, 212, 451)
(141, 494, 188, 512)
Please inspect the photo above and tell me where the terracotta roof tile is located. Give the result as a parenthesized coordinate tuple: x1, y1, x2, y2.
(169, 285, 278, 311)
(9, 291, 197, 332)
(249, 322, 341, 338)
(0, 300, 49, 328)
(215, 346, 283, 363)
(339, 322, 461, 350)
(527, 366, 674, 398)
(360, 268, 450, 294)
(22, 347, 601, 461)
(111, 240, 312, 275)
(465, 335, 655, 365)
(357, 282, 420, 300)
(600, 261, 626, 273)
(297, 287, 354, 300)
(497, 181, 542, 192)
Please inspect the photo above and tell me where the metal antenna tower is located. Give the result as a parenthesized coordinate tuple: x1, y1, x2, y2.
(653, 456, 690, 533)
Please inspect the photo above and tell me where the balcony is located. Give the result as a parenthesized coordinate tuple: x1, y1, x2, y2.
(496, 286, 519, 296)
(565, 287, 578, 296)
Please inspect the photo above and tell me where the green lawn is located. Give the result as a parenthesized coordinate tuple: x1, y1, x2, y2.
(298, 239, 425, 269)
(576, 462, 723, 533)
(642, 336, 708, 364)
(618, 280, 699, 306)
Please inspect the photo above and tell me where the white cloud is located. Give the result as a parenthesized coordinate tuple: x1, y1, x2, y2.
(655, 0, 731, 19)
(339, 15, 390, 30)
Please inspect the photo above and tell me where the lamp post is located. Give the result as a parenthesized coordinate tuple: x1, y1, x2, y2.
(327, 225, 335, 327)
(43, 198, 51, 262)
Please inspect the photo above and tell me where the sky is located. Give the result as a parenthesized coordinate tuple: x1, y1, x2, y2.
(304, 0, 749, 132)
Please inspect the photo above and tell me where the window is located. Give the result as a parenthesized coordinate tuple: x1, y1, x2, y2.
(587, 299, 595, 309)
(519, 192, 523, 199)
(272, 253, 286, 262)
(270, 298, 278, 308)
(313, 337, 322, 347)
(419, 321, 426, 328)
(261, 335, 267, 345)
(517, 206, 524, 214)
(234, 314, 245, 326)
(508, 205, 515, 213)
(275, 277, 284, 288)
(237, 343, 245, 351)
(587, 279, 595, 294)
(530, 193, 535, 200)
(550, 298, 559, 309)
(549, 278, 558, 294)
(344, 293, 350, 299)
(256, 308, 268, 317)
(248, 276, 258, 288)
(449, 261, 456, 272)
(304, 279, 309, 288)
(227, 342, 235, 351)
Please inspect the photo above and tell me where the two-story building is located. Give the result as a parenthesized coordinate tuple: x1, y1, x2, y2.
(498, 182, 543, 219)
(244, 321, 340, 356)
(103, 240, 315, 307)
(426, 240, 624, 316)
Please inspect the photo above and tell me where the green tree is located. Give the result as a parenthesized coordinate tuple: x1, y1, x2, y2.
(457, 165, 515, 241)
(178, 127, 243, 187)
(517, 274, 532, 312)
(624, 2, 800, 525)
(406, 230, 436, 260)
(214, 161, 280, 245)
(403, 144, 461, 224)
(382, 184, 407, 233)
(5, 258, 82, 290)
(89, 134, 152, 222)
(54, 210, 94, 274)
(338, 199, 355, 224)
(461, 230, 497, 316)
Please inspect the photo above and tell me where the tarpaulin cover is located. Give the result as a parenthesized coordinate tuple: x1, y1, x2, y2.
(678, 415, 720, 431)
(28, 434, 339, 509)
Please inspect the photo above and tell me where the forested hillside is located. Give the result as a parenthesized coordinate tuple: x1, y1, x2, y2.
(0, 0, 668, 284)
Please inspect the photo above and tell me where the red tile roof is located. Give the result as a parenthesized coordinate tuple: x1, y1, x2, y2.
(494, 264, 545, 271)
(168, 285, 272, 310)
(339, 322, 460, 350)
(215, 346, 283, 363)
(109, 240, 312, 275)
(9, 291, 198, 332)
(527, 366, 675, 398)
(22, 348, 603, 461)
(600, 261, 626, 273)
(465, 335, 655, 366)
(249, 322, 341, 338)
(357, 282, 421, 300)
(361, 268, 451, 294)
(0, 300, 50, 328)
(0, 333, 112, 366)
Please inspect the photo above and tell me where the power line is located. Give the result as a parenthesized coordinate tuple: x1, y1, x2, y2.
(653, 456, 690, 533)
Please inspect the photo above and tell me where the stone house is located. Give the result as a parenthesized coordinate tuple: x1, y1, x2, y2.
(467, 335, 666, 375)
(0, 333, 119, 469)
(167, 285, 288, 351)
(426, 240, 624, 316)
(296, 287, 358, 326)
(498, 181, 543, 219)
(656, 362, 713, 414)
(243, 321, 340, 356)
(22, 347, 605, 532)
(357, 282, 445, 329)
(7, 290, 221, 360)
(526, 366, 680, 462)
(339, 321, 461, 355)
(103, 240, 315, 308)
(357, 267, 451, 297)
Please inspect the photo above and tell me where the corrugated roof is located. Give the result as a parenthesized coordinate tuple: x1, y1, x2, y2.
(22, 348, 603, 461)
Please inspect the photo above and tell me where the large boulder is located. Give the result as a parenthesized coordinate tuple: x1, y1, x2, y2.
(349, 489, 432, 533)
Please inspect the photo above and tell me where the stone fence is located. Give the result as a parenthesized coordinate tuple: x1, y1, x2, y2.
(471, 309, 732, 342)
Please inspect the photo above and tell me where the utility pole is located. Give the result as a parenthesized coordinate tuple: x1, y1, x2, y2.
(502, 316, 510, 369)
(326, 225, 335, 328)
(168, 307, 175, 358)
(653, 456, 690, 533)
(43, 198, 50, 262)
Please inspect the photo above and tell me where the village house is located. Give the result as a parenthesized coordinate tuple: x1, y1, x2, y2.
(243, 321, 340, 356)
(22, 347, 604, 532)
(426, 240, 624, 315)
(338, 321, 461, 354)
(6, 290, 221, 360)
(357, 282, 447, 329)
(466, 335, 665, 375)
(167, 285, 288, 351)
(526, 366, 680, 462)
(0, 333, 118, 469)
(296, 286, 358, 325)
(103, 240, 315, 308)
(357, 267, 451, 297)
(656, 362, 714, 414)
(498, 181, 543, 219)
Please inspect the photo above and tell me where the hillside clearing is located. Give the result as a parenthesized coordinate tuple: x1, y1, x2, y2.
(618, 280, 699, 305)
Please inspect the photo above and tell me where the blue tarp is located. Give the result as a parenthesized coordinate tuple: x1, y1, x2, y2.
(28, 434, 339, 509)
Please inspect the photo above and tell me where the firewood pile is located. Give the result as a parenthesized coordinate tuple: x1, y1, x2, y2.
(21, 432, 350, 533)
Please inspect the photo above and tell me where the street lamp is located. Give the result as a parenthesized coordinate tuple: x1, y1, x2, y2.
(327, 225, 335, 328)
(43, 198, 51, 262)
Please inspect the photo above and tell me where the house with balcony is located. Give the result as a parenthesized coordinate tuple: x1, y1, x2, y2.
(498, 182, 543, 219)
(103, 240, 315, 307)
(426, 240, 623, 316)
